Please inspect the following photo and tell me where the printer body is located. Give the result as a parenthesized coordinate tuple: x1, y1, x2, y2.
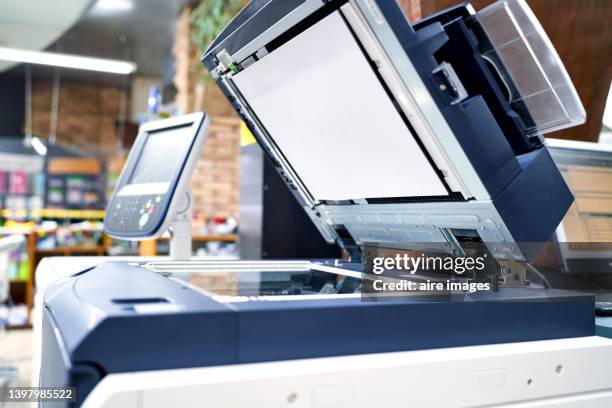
(38, 1, 612, 407)
(39, 261, 598, 408)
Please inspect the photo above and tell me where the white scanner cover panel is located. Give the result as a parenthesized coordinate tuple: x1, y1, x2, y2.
(233, 11, 447, 201)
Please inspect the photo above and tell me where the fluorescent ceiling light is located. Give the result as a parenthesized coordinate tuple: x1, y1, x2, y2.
(31, 137, 48, 156)
(0, 47, 137, 75)
(93, 0, 133, 12)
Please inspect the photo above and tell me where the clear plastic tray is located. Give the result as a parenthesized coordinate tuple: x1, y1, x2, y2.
(477, 0, 585, 136)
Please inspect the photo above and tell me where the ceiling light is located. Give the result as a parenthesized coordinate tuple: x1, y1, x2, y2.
(24, 136, 48, 156)
(0, 47, 137, 75)
(31, 137, 48, 156)
(93, 0, 133, 12)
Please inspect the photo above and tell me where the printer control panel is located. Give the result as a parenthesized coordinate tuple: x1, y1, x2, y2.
(103, 112, 208, 240)
(105, 193, 166, 233)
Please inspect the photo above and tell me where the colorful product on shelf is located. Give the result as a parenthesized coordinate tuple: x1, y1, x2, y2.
(36, 221, 104, 250)
(0, 171, 7, 194)
(46, 174, 104, 210)
(0, 236, 28, 282)
(8, 171, 28, 195)
(0, 153, 44, 218)
(45, 157, 105, 210)
(17, 257, 29, 281)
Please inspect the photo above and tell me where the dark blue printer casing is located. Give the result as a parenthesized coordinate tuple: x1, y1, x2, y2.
(41, 262, 594, 407)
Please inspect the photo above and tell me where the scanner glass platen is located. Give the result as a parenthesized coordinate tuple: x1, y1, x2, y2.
(145, 261, 362, 301)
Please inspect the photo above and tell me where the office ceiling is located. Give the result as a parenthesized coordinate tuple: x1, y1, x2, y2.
(0, 0, 94, 73)
(51, 0, 192, 82)
(0, 0, 192, 84)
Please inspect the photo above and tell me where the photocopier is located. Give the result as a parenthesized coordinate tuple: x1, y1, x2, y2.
(38, 1, 612, 407)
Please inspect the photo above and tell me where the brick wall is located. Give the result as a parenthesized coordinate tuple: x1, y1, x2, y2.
(30, 79, 124, 158)
(174, 6, 241, 219)
(190, 112, 240, 218)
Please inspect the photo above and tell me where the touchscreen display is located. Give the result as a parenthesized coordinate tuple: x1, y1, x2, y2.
(129, 124, 194, 184)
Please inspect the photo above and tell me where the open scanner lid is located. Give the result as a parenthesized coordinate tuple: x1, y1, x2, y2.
(203, 1, 462, 206)
(202, 0, 584, 252)
(231, 11, 448, 202)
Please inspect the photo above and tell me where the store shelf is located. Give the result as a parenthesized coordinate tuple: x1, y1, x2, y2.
(36, 246, 106, 256)
(0, 226, 34, 234)
(158, 234, 237, 242)
(0, 209, 30, 219)
(39, 209, 105, 219)
(1, 227, 108, 326)
(7, 324, 32, 330)
(139, 234, 237, 256)
(0, 208, 105, 219)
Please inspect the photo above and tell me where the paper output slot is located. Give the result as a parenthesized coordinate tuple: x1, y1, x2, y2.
(112, 298, 169, 304)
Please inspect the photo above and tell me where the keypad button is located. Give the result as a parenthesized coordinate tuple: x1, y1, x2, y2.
(139, 212, 150, 228)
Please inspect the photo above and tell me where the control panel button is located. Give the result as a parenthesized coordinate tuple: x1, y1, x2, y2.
(139, 212, 150, 228)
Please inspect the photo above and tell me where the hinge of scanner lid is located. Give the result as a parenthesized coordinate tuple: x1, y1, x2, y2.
(216, 49, 238, 74)
(431, 62, 468, 105)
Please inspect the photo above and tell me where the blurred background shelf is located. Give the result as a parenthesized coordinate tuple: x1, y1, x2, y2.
(1, 208, 105, 219)
(139, 233, 237, 256)
(0, 224, 107, 328)
(35, 246, 106, 256)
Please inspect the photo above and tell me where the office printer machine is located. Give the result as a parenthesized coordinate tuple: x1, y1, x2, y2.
(38, 1, 612, 407)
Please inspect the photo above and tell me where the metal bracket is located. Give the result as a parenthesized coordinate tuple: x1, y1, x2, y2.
(431, 61, 468, 105)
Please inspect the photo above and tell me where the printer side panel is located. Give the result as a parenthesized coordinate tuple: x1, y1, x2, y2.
(494, 148, 574, 259)
(40, 307, 102, 408)
(441, 97, 521, 198)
